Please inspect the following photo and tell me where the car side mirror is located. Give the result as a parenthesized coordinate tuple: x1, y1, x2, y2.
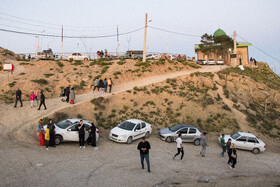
(135, 129, 139, 132)
(67, 129, 71, 131)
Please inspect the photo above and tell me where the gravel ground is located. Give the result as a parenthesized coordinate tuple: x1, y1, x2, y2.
(0, 135, 279, 187)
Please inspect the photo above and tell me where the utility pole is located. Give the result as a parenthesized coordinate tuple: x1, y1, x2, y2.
(117, 25, 119, 57)
(166, 28, 169, 56)
(143, 13, 148, 62)
(61, 25, 64, 59)
(233, 30, 237, 66)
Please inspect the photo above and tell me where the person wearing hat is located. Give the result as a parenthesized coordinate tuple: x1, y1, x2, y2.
(200, 132, 208, 157)
(137, 137, 151, 173)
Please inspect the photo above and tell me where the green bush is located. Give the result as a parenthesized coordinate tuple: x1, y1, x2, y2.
(72, 60, 83, 66)
(31, 79, 48, 85)
(53, 112, 69, 123)
(57, 61, 64, 67)
(8, 81, 16, 87)
(44, 73, 54, 78)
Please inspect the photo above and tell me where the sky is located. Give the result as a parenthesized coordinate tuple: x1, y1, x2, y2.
(0, 0, 279, 74)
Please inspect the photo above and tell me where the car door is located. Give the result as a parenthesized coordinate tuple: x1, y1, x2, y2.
(246, 137, 259, 150)
(177, 128, 188, 142)
(84, 123, 90, 141)
(133, 123, 144, 140)
(141, 122, 147, 137)
(234, 136, 247, 149)
(184, 128, 197, 142)
(64, 123, 79, 141)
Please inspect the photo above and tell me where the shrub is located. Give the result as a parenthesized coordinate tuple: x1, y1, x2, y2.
(44, 73, 54, 78)
(77, 114, 83, 119)
(222, 104, 231, 111)
(72, 60, 83, 66)
(19, 72, 26, 75)
(31, 79, 48, 85)
(8, 81, 16, 87)
(53, 112, 69, 123)
(73, 68, 77, 70)
(101, 66, 109, 74)
(117, 60, 126, 65)
(57, 61, 64, 67)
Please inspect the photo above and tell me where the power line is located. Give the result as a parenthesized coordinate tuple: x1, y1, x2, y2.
(148, 25, 201, 37)
(237, 34, 280, 63)
(0, 27, 144, 39)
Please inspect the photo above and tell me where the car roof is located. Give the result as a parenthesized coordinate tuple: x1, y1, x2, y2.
(238, 132, 256, 138)
(175, 124, 197, 128)
(67, 118, 91, 124)
(126, 119, 145, 124)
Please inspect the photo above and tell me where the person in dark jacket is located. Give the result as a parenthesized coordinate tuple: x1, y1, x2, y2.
(137, 137, 151, 172)
(88, 122, 96, 147)
(48, 119, 56, 147)
(226, 138, 232, 165)
(14, 88, 23, 108)
(38, 91, 47, 110)
(98, 79, 105, 91)
(230, 143, 237, 169)
(78, 120, 86, 148)
(104, 78, 108, 92)
(65, 85, 71, 103)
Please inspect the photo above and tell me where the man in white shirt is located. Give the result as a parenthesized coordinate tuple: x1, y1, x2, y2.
(173, 133, 184, 162)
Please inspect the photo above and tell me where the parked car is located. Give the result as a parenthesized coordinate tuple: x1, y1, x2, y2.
(109, 119, 152, 144)
(208, 59, 215, 65)
(196, 59, 204, 65)
(159, 124, 202, 145)
(37, 48, 56, 60)
(216, 59, 224, 65)
(66, 53, 89, 61)
(43, 118, 99, 145)
(218, 132, 265, 154)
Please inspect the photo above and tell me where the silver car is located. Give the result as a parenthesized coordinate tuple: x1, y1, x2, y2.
(159, 124, 202, 145)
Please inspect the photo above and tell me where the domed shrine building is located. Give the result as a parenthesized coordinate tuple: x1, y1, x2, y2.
(195, 29, 251, 66)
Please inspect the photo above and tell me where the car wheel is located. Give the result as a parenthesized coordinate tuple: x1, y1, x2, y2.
(166, 136, 173, 143)
(126, 136, 133, 144)
(55, 135, 62, 145)
(252, 148, 260, 154)
(84, 58, 88, 61)
(194, 139, 200, 146)
(145, 132, 150, 139)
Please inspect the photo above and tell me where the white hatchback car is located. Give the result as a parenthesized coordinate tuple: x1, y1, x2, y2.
(109, 119, 152, 144)
(66, 53, 89, 61)
(44, 118, 99, 145)
(218, 132, 265, 154)
(208, 59, 215, 65)
(216, 59, 224, 65)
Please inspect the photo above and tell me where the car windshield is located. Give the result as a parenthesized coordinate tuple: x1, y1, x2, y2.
(169, 125, 184, 132)
(118, 121, 136, 131)
(56, 120, 72, 129)
(231, 132, 241, 140)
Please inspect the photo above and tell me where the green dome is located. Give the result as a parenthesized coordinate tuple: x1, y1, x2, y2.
(213, 29, 226, 37)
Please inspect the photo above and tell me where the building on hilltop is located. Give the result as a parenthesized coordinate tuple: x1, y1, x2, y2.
(195, 29, 252, 66)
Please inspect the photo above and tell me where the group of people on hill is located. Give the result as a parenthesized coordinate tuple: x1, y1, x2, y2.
(61, 85, 75, 104)
(96, 49, 108, 59)
(93, 78, 113, 93)
(14, 88, 47, 110)
(249, 57, 257, 65)
(37, 119, 97, 150)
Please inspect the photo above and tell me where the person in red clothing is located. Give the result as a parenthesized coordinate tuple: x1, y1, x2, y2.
(30, 92, 36, 108)
(37, 119, 45, 146)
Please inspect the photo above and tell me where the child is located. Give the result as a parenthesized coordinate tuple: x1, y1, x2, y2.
(45, 126, 50, 150)
(30, 92, 36, 108)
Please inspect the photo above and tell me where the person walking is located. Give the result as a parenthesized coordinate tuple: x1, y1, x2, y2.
(137, 137, 151, 172)
(14, 88, 23, 108)
(220, 134, 226, 157)
(200, 132, 208, 157)
(93, 78, 99, 92)
(254, 59, 257, 66)
(70, 88, 75, 104)
(78, 120, 86, 148)
(230, 143, 237, 169)
(173, 133, 184, 162)
(108, 78, 113, 93)
(99, 79, 105, 92)
(37, 119, 45, 146)
(48, 119, 56, 147)
(89, 122, 96, 148)
(38, 91, 47, 110)
(65, 85, 71, 103)
(30, 92, 36, 108)
(35, 88, 39, 106)
(45, 125, 50, 150)
(226, 139, 232, 165)
(28, 54, 31, 61)
(104, 78, 108, 92)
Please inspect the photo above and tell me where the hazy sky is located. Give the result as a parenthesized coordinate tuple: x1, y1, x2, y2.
(0, 0, 279, 72)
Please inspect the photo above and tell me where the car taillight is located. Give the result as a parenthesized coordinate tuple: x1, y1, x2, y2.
(96, 130, 99, 134)
(264, 145, 265, 148)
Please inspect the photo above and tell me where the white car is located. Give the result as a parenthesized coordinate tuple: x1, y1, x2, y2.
(218, 132, 265, 154)
(43, 118, 99, 145)
(66, 53, 89, 61)
(208, 59, 215, 65)
(216, 59, 224, 65)
(109, 119, 152, 144)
